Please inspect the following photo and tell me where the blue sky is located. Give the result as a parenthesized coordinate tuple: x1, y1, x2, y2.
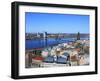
(25, 12, 89, 33)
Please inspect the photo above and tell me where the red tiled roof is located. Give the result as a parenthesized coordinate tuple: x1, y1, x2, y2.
(33, 56, 44, 60)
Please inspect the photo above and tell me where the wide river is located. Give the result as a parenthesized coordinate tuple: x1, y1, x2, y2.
(26, 38, 88, 50)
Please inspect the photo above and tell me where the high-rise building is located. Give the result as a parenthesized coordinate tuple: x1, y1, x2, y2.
(77, 32, 80, 40)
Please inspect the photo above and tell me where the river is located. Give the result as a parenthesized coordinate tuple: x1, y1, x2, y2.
(26, 38, 89, 50)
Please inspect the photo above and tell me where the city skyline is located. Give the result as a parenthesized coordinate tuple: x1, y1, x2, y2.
(25, 12, 89, 33)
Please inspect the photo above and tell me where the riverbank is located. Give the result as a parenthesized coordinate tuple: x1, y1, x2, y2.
(25, 39, 89, 68)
